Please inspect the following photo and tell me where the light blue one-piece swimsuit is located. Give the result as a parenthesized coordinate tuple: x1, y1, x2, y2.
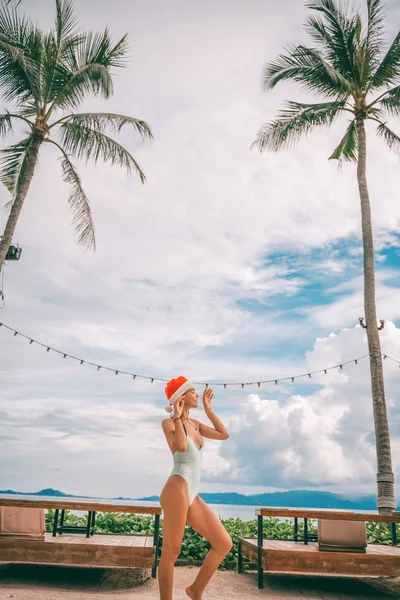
(170, 422, 204, 505)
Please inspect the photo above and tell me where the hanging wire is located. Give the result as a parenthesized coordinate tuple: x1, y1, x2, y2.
(0, 321, 392, 388)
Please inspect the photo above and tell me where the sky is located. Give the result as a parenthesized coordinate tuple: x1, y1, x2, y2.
(0, 0, 400, 503)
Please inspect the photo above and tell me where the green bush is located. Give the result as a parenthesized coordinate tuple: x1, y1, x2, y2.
(45, 510, 399, 570)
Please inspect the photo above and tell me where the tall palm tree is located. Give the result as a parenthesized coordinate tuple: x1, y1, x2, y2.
(0, 0, 152, 272)
(253, 0, 399, 513)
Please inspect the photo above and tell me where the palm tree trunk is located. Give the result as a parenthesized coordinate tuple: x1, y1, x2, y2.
(356, 116, 396, 514)
(0, 133, 43, 275)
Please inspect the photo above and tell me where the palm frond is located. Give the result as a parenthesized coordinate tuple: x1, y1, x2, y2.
(77, 29, 129, 70)
(252, 100, 345, 152)
(48, 62, 113, 112)
(42, 0, 80, 105)
(0, 136, 34, 208)
(0, 111, 12, 136)
(376, 121, 400, 154)
(305, 15, 333, 47)
(370, 32, 400, 90)
(306, 0, 359, 84)
(54, 112, 153, 139)
(55, 0, 79, 41)
(379, 85, 400, 117)
(365, 0, 385, 52)
(329, 119, 357, 162)
(47, 29, 129, 113)
(46, 139, 95, 250)
(0, 3, 41, 105)
(58, 120, 146, 182)
(263, 44, 352, 97)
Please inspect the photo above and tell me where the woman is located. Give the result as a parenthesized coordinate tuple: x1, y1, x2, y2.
(158, 376, 232, 600)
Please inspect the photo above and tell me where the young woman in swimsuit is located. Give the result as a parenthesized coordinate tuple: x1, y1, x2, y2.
(158, 376, 232, 600)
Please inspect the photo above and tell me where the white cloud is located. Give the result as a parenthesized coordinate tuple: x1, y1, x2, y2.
(204, 322, 400, 497)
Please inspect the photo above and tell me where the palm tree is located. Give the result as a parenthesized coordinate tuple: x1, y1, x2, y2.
(253, 0, 399, 513)
(0, 0, 152, 273)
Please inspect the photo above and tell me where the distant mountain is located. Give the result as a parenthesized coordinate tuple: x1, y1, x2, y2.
(0, 488, 89, 498)
(0, 487, 381, 510)
(137, 489, 379, 510)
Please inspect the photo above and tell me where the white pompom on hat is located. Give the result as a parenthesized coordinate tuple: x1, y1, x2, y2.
(165, 376, 194, 412)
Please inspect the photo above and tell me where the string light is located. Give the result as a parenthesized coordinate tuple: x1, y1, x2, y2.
(0, 321, 387, 388)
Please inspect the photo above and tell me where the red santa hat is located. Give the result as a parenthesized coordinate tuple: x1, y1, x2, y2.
(164, 376, 194, 413)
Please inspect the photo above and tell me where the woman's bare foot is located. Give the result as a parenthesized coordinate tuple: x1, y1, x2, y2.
(185, 584, 202, 600)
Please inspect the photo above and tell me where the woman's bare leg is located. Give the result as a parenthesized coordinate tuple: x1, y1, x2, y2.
(158, 475, 189, 600)
(185, 496, 232, 600)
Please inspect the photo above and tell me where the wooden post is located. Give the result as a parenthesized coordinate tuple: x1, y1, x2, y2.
(152, 513, 161, 579)
(52, 509, 59, 537)
(237, 539, 243, 573)
(91, 511, 96, 535)
(294, 517, 298, 542)
(86, 512, 92, 538)
(304, 518, 308, 545)
(257, 514, 264, 589)
(391, 522, 397, 546)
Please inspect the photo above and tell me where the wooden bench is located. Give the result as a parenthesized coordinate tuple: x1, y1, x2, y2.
(0, 498, 162, 579)
(237, 507, 400, 589)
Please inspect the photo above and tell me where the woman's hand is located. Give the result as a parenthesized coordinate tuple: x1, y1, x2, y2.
(202, 387, 214, 414)
(173, 396, 185, 418)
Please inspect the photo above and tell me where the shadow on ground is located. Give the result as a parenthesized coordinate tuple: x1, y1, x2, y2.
(252, 571, 400, 598)
(0, 565, 399, 598)
(0, 564, 149, 591)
